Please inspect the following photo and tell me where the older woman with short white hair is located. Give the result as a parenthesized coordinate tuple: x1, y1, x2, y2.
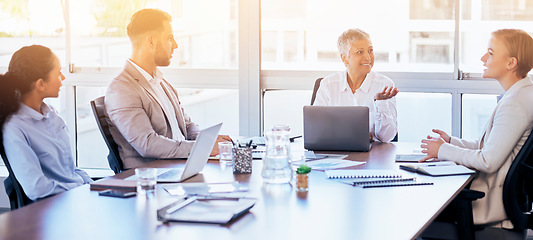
(314, 28, 399, 142)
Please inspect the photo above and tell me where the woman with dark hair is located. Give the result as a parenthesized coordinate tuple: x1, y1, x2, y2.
(0, 45, 92, 201)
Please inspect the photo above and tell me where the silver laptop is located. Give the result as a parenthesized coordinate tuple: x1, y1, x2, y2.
(128, 123, 222, 183)
(303, 106, 371, 152)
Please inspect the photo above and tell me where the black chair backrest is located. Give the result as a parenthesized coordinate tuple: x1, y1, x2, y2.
(310, 77, 323, 105)
(0, 142, 33, 210)
(90, 96, 124, 174)
(502, 130, 533, 229)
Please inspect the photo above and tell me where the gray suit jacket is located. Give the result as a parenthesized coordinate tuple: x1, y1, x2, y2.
(439, 77, 533, 227)
(105, 61, 200, 169)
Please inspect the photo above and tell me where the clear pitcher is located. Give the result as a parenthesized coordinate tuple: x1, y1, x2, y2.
(261, 126, 293, 184)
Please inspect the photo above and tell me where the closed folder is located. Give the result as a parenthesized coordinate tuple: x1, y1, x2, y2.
(90, 178, 137, 192)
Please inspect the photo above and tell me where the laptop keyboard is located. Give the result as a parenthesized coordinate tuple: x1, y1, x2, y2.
(250, 137, 265, 145)
(158, 169, 183, 180)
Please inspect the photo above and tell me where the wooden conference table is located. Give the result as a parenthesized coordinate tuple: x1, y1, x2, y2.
(0, 142, 473, 240)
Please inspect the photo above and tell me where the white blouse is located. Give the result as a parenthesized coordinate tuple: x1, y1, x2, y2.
(314, 71, 398, 142)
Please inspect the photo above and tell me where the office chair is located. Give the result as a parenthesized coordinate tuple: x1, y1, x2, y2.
(1, 142, 33, 210)
(310, 77, 323, 106)
(501, 130, 533, 230)
(90, 96, 124, 174)
(310, 77, 399, 142)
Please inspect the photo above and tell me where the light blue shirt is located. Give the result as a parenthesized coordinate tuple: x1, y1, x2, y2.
(2, 102, 92, 201)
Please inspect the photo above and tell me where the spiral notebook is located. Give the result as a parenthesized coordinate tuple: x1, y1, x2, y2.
(325, 169, 402, 179)
(356, 181, 434, 188)
(337, 177, 433, 188)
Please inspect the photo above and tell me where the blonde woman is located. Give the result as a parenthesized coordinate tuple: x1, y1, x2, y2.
(421, 29, 533, 228)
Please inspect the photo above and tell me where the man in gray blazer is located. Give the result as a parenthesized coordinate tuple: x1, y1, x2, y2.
(105, 9, 230, 169)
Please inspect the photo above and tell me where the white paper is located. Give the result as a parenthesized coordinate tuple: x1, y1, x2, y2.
(163, 182, 248, 196)
(305, 158, 364, 170)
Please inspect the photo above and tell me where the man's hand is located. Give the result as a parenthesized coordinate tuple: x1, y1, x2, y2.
(375, 86, 399, 101)
(210, 135, 232, 156)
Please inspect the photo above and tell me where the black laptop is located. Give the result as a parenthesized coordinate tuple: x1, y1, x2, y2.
(303, 106, 371, 151)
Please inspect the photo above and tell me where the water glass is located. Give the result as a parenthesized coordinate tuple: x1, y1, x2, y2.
(218, 141, 233, 165)
(135, 168, 157, 195)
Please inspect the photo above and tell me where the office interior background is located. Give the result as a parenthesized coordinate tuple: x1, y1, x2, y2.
(0, 0, 531, 173)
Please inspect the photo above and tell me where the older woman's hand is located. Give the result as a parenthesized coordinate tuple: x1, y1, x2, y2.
(375, 86, 399, 101)
(419, 135, 445, 162)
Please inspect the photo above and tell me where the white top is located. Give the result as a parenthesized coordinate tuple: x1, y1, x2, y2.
(128, 59, 184, 141)
(314, 71, 398, 142)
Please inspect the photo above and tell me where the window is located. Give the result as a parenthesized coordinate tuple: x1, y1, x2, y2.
(69, 0, 238, 69)
(410, 0, 454, 20)
(0, 0, 66, 66)
(460, 0, 533, 73)
(481, 0, 533, 21)
(264, 90, 312, 136)
(261, 0, 455, 72)
(396, 92, 452, 142)
(461, 94, 498, 141)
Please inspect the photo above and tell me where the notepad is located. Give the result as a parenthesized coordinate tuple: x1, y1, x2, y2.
(325, 169, 402, 179)
(400, 161, 475, 176)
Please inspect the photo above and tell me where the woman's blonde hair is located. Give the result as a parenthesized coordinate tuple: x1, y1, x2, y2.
(492, 29, 533, 78)
(337, 28, 371, 58)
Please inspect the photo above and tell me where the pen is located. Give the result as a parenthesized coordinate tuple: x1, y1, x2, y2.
(305, 155, 328, 162)
(248, 140, 253, 147)
(194, 195, 256, 200)
(289, 135, 302, 142)
(165, 196, 197, 216)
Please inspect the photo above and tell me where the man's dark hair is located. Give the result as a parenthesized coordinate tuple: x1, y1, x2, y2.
(127, 9, 172, 39)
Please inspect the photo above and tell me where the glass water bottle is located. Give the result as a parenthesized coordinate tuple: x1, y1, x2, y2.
(261, 127, 293, 184)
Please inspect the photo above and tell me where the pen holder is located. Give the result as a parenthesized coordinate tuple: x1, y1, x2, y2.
(232, 146, 252, 174)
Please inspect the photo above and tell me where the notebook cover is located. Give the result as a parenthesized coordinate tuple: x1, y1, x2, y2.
(418, 165, 475, 176)
(89, 179, 137, 192)
(158, 198, 256, 224)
